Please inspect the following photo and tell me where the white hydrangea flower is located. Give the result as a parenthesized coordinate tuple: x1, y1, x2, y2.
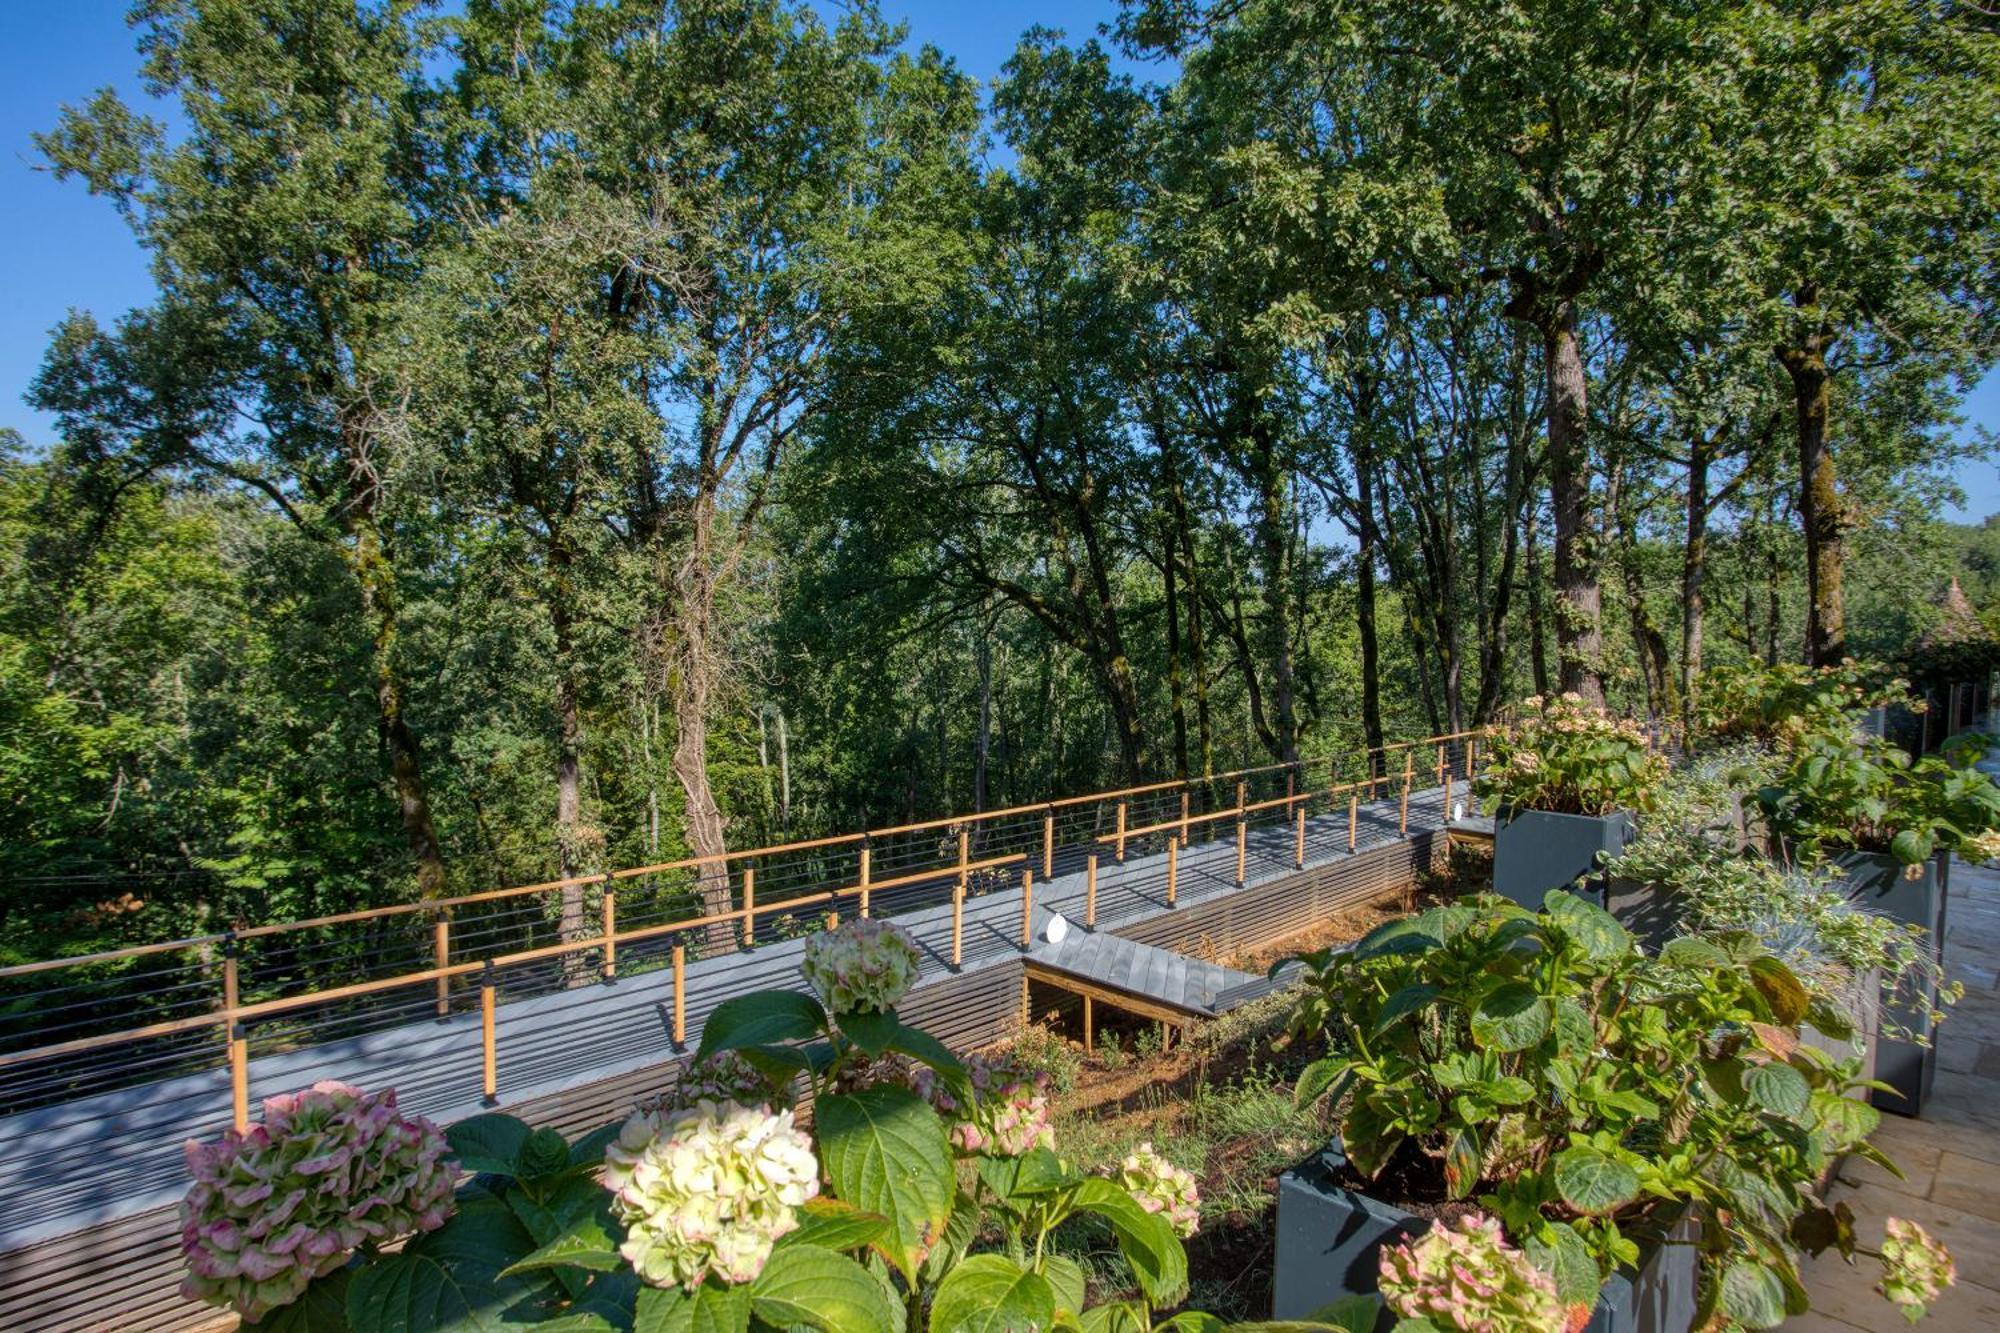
(602, 1099, 819, 1289)
(800, 917, 921, 1015)
(1114, 1140, 1200, 1237)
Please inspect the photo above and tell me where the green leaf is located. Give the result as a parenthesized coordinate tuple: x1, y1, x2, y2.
(1374, 984, 1441, 1035)
(834, 1007, 901, 1057)
(348, 1195, 554, 1331)
(1551, 1146, 1639, 1215)
(447, 1114, 534, 1177)
(1810, 1090, 1880, 1153)
(499, 1209, 622, 1278)
(1719, 1260, 1788, 1329)
(1067, 1177, 1189, 1307)
(749, 1242, 895, 1333)
(1743, 1062, 1811, 1121)
(927, 1254, 1056, 1333)
(976, 1147, 1074, 1203)
(1889, 828, 1933, 867)
(1470, 983, 1551, 1052)
(779, 1197, 895, 1254)
(1660, 937, 1730, 969)
(633, 1282, 750, 1333)
(1542, 891, 1631, 961)
(1747, 957, 1809, 1027)
(1044, 1253, 1087, 1316)
(1293, 1056, 1352, 1108)
(1524, 1223, 1601, 1307)
(694, 991, 829, 1064)
(1443, 1127, 1481, 1198)
(1086, 1304, 1158, 1332)
(249, 1269, 353, 1332)
(816, 1086, 954, 1282)
(519, 1127, 571, 1180)
(1301, 1294, 1388, 1333)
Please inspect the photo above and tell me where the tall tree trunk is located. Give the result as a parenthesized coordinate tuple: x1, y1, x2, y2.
(1543, 308, 1605, 704)
(1250, 427, 1300, 764)
(1778, 317, 1844, 665)
(1680, 435, 1710, 733)
(670, 495, 735, 956)
(1525, 506, 1551, 699)
(974, 611, 992, 812)
(1170, 470, 1214, 779)
(1353, 436, 1387, 772)
(552, 586, 590, 985)
(346, 518, 448, 899)
(1163, 519, 1190, 781)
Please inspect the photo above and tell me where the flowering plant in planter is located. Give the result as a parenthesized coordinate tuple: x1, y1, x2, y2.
(184, 920, 1262, 1333)
(1757, 728, 2000, 867)
(1476, 695, 1666, 817)
(1285, 895, 1935, 1329)
(1604, 753, 1959, 1039)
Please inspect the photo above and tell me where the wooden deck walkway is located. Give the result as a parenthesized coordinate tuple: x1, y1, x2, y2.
(0, 784, 1449, 1255)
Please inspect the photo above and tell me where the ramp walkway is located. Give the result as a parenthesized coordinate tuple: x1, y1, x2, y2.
(0, 783, 1450, 1255)
(1025, 926, 1262, 1039)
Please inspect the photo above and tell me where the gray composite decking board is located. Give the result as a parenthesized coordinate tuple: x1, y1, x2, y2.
(0, 785, 1449, 1259)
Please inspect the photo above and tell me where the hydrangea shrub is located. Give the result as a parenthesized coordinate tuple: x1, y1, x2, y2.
(1113, 1141, 1200, 1237)
(651, 1049, 786, 1112)
(1377, 1213, 1565, 1333)
(602, 1098, 819, 1288)
(1879, 1217, 1956, 1322)
(799, 917, 921, 1015)
(179, 1081, 453, 1321)
(913, 1051, 1054, 1156)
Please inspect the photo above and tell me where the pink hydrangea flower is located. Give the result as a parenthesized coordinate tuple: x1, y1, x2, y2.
(179, 1082, 454, 1321)
(911, 1052, 1054, 1156)
(1378, 1213, 1563, 1333)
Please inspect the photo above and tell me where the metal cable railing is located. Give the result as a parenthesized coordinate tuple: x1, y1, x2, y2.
(0, 727, 1499, 1127)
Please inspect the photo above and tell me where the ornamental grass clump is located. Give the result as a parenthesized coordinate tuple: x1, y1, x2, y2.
(1477, 694, 1666, 817)
(913, 1051, 1055, 1156)
(1378, 1213, 1564, 1333)
(602, 1098, 819, 1289)
(179, 1081, 453, 1321)
(799, 917, 921, 1015)
(1113, 1140, 1200, 1237)
(1879, 1217, 1956, 1322)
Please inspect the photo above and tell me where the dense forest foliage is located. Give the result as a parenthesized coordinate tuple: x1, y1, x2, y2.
(2, 0, 1994, 958)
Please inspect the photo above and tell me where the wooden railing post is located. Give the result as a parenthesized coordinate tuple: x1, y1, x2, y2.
(1435, 744, 1446, 787)
(952, 828, 968, 968)
(1295, 803, 1306, 868)
(230, 1022, 250, 1133)
(1115, 800, 1128, 862)
(1348, 791, 1359, 851)
(223, 931, 248, 1132)
(432, 912, 450, 1019)
(1465, 737, 1476, 779)
(672, 942, 687, 1048)
(741, 866, 756, 949)
(1042, 807, 1055, 880)
(600, 876, 617, 983)
(1166, 835, 1179, 906)
(1400, 752, 1413, 835)
(1019, 869, 1034, 949)
(1086, 854, 1098, 928)
(857, 840, 872, 919)
(1235, 818, 1247, 886)
(1179, 789, 1191, 844)
(480, 959, 497, 1105)
(1444, 770, 1455, 821)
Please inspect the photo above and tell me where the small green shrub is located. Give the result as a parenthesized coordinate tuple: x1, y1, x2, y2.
(1476, 694, 1667, 816)
(1007, 1021, 1084, 1095)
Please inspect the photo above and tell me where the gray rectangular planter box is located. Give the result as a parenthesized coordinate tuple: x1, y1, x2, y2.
(1831, 850, 1948, 1116)
(1274, 1140, 1696, 1333)
(1493, 809, 1636, 911)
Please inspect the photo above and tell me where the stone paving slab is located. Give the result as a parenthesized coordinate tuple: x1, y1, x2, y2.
(1795, 858, 2000, 1330)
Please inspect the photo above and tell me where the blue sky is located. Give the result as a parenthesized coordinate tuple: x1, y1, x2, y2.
(4, 0, 1995, 520)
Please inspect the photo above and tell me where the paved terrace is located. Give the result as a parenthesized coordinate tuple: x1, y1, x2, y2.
(0, 783, 1451, 1254)
(1795, 854, 2000, 1331)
